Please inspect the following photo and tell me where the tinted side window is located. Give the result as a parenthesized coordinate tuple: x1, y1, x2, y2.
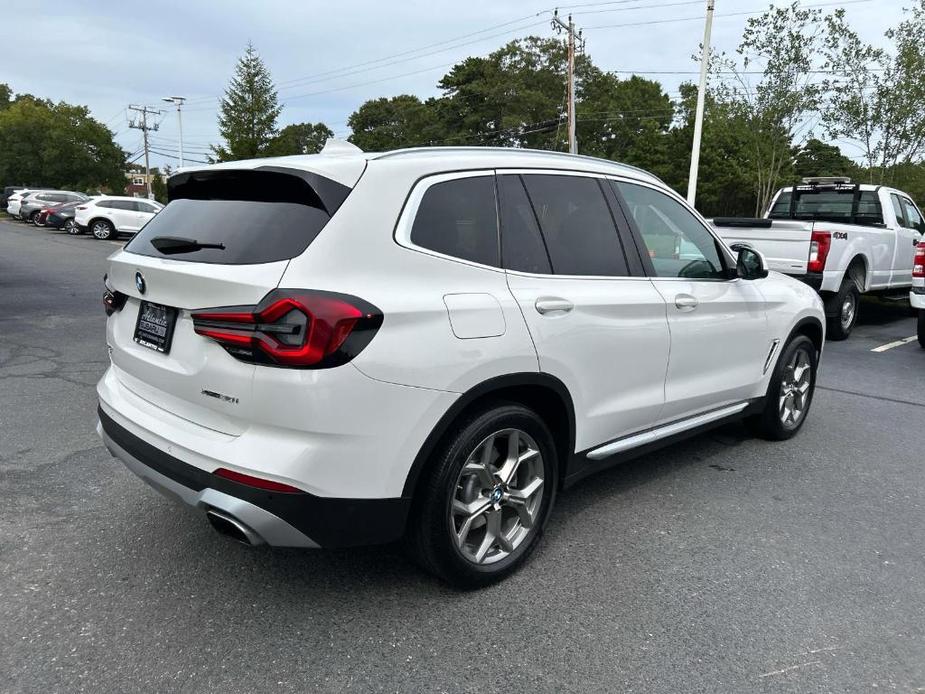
(520, 174, 628, 276)
(768, 191, 791, 217)
(410, 176, 499, 267)
(902, 197, 924, 233)
(114, 201, 135, 211)
(891, 194, 907, 227)
(498, 175, 551, 274)
(616, 181, 727, 280)
(96, 201, 112, 209)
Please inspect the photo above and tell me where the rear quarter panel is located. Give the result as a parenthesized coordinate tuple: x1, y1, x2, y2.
(278, 160, 540, 394)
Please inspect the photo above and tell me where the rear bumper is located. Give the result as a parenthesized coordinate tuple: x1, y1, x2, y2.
(911, 286, 925, 310)
(98, 406, 411, 548)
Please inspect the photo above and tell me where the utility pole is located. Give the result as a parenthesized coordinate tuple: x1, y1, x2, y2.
(162, 96, 186, 168)
(552, 10, 583, 154)
(687, 0, 715, 207)
(128, 105, 163, 199)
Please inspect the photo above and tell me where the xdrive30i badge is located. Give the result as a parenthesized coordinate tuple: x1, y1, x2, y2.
(201, 389, 239, 405)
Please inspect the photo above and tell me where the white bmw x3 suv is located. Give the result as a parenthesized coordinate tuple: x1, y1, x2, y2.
(97, 145, 825, 587)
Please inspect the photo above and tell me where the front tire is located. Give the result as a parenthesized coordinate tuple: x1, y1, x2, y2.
(918, 310, 925, 349)
(91, 219, 114, 240)
(64, 219, 81, 235)
(747, 335, 817, 441)
(408, 403, 558, 588)
(825, 277, 860, 341)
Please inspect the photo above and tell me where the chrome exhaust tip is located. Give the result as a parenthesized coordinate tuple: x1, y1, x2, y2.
(205, 509, 264, 546)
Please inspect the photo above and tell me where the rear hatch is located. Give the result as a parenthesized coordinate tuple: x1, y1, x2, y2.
(104, 165, 360, 434)
(712, 217, 814, 274)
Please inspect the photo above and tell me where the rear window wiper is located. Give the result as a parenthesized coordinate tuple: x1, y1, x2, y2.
(150, 236, 225, 255)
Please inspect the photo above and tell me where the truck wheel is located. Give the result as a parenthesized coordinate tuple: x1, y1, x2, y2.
(825, 278, 860, 341)
(918, 310, 925, 349)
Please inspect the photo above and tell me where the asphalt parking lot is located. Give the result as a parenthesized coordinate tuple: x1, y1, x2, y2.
(1, 218, 923, 693)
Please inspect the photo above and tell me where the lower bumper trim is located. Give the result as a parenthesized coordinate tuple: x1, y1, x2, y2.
(98, 406, 411, 548)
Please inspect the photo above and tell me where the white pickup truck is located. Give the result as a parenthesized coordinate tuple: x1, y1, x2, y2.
(712, 178, 924, 339)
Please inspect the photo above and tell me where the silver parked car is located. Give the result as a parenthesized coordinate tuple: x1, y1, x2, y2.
(19, 190, 88, 224)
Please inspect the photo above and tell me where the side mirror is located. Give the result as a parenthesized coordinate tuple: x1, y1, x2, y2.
(730, 243, 769, 280)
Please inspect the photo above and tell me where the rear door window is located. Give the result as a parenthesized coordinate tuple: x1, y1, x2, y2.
(409, 175, 499, 267)
(520, 174, 628, 276)
(124, 169, 352, 265)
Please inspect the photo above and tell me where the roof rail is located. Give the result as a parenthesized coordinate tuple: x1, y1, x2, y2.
(372, 146, 664, 182)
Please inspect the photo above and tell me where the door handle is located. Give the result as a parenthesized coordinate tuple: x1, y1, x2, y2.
(535, 297, 574, 315)
(674, 294, 699, 311)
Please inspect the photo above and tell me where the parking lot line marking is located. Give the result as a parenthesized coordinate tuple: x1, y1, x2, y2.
(871, 336, 917, 353)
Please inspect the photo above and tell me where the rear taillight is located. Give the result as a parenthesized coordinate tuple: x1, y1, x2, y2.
(191, 289, 383, 369)
(76, 206, 87, 211)
(102, 273, 127, 316)
(808, 230, 832, 273)
(914, 242, 925, 279)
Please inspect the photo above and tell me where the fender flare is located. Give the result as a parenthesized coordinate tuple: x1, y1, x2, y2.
(400, 372, 576, 499)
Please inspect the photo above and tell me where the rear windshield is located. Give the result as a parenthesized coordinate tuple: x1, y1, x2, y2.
(124, 169, 351, 264)
(768, 189, 883, 226)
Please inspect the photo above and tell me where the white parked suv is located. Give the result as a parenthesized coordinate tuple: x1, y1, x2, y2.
(75, 196, 163, 239)
(96, 145, 825, 586)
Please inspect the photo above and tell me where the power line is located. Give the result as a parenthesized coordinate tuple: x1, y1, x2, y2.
(585, 0, 873, 29)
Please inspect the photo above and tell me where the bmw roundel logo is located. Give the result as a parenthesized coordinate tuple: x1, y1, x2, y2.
(135, 271, 146, 294)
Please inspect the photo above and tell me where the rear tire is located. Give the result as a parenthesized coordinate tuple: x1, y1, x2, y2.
(918, 310, 925, 349)
(91, 219, 114, 240)
(825, 277, 860, 341)
(407, 403, 558, 589)
(747, 335, 817, 441)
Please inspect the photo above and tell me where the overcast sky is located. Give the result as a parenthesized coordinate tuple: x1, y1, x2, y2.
(2, 0, 907, 169)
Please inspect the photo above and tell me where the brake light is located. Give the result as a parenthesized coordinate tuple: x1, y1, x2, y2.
(191, 289, 383, 369)
(214, 467, 303, 494)
(914, 242, 925, 278)
(102, 273, 127, 316)
(76, 206, 87, 211)
(808, 230, 832, 273)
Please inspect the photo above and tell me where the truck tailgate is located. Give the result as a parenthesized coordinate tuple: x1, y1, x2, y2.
(711, 219, 813, 275)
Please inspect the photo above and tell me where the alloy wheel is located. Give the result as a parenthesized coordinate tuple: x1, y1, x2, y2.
(92, 221, 111, 240)
(778, 347, 812, 427)
(450, 428, 544, 565)
(65, 220, 79, 235)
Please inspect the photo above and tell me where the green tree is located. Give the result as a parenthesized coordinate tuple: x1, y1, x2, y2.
(793, 138, 860, 179)
(438, 37, 571, 148)
(0, 83, 11, 110)
(665, 83, 757, 217)
(578, 71, 674, 173)
(212, 43, 282, 162)
(0, 96, 125, 190)
(713, 4, 829, 214)
(348, 95, 444, 150)
(150, 168, 168, 203)
(266, 122, 333, 156)
(822, 3, 925, 182)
